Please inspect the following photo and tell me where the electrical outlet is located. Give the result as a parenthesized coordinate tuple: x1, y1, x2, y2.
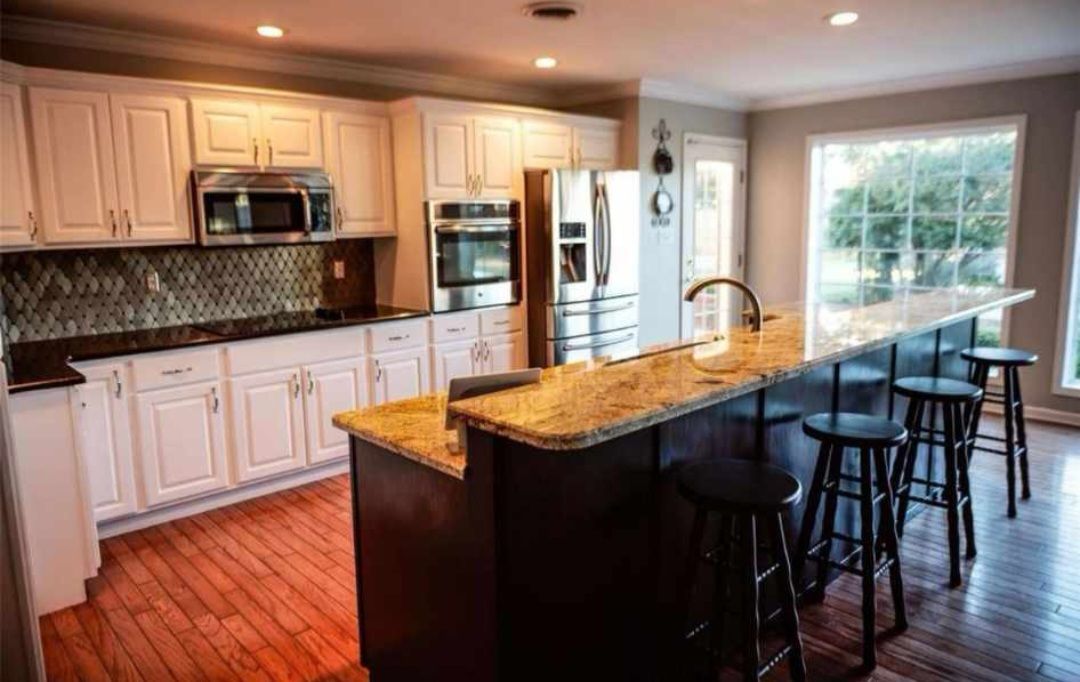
(146, 271, 160, 293)
(333, 260, 346, 280)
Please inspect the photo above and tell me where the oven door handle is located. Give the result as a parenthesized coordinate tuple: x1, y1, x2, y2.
(434, 224, 518, 234)
(562, 332, 636, 352)
(561, 300, 636, 317)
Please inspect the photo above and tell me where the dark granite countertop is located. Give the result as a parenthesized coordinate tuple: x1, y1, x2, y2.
(6, 304, 428, 394)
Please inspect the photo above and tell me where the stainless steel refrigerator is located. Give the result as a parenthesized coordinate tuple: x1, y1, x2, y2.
(524, 169, 640, 366)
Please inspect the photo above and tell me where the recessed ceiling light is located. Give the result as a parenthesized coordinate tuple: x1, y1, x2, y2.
(533, 56, 558, 69)
(826, 11, 859, 27)
(256, 25, 285, 38)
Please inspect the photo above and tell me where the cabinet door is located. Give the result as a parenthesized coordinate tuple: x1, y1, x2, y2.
(0, 83, 37, 248)
(110, 93, 192, 243)
(371, 347, 431, 405)
(522, 119, 573, 169)
(29, 87, 119, 244)
(260, 104, 323, 168)
(574, 126, 619, 170)
(483, 331, 525, 373)
(323, 111, 395, 236)
(302, 357, 369, 464)
(190, 98, 261, 166)
(72, 365, 137, 522)
(431, 339, 480, 391)
(136, 381, 228, 506)
(423, 112, 473, 198)
(473, 116, 519, 198)
(229, 369, 306, 483)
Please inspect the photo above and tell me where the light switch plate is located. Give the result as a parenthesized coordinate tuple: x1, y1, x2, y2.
(333, 260, 346, 279)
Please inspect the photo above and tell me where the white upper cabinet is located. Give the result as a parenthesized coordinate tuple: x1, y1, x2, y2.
(29, 87, 119, 244)
(423, 112, 474, 198)
(323, 110, 395, 237)
(229, 368, 307, 483)
(190, 98, 261, 167)
(574, 126, 619, 170)
(260, 103, 323, 168)
(71, 364, 138, 522)
(110, 93, 192, 242)
(0, 82, 37, 249)
(522, 119, 573, 169)
(473, 116, 519, 198)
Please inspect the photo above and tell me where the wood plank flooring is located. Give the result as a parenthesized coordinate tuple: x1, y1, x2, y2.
(40, 418, 1080, 681)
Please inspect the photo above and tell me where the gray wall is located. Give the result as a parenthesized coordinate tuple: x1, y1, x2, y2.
(571, 97, 747, 345)
(747, 72, 1080, 414)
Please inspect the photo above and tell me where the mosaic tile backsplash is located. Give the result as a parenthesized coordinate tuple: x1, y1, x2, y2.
(0, 241, 376, 343)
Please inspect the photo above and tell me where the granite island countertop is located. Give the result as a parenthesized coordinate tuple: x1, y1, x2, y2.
(333, 287, 1034, 475)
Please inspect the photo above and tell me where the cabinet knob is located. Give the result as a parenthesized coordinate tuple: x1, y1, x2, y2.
(375, 360, 382, 382)
(335, 206, 344, 231)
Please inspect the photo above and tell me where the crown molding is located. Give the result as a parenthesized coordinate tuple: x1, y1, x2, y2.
(0, 15, 552, 106)
(557, 77, 749, 112)
(751, 54, 1080, 111)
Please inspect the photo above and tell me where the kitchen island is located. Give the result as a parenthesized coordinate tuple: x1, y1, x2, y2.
(333, 288, 1033, 681)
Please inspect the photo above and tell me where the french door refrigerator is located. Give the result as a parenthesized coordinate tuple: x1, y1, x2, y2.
(524, 169, 640, 366)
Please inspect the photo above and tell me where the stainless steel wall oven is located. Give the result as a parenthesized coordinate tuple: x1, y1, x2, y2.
(426, 200, 521, 312)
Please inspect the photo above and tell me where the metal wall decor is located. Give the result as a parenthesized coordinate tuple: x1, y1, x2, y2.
(651, 119, 674, 227)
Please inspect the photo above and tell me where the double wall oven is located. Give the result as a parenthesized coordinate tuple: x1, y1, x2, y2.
(426, 200, 521, 313)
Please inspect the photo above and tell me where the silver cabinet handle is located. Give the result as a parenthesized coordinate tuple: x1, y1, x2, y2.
(477, 175, 484, 196)
(307, 373, 314, 395)
(471, 341, 479, 364)
(211, 386, 220, 413)
(27, 211, 37, 239)
(292, 373, 300, 399)
(335, 206, 344, 231)
(267, 138, 274, 166)
(484, 340, 491, 362)
(388, 334, 410, 342)
(113, 369, 122, 398)
(446, 326, 464, 333)
(109, 209, 117, 237)
(374, 360, 382, 382)
(561, 300, 635, 317)
(123, 209, 132, 237)
(465, 174, 473, 196)
(253, 138, 259, 165)
(562, 332, 635, 352)
(161, 366, 193, 376)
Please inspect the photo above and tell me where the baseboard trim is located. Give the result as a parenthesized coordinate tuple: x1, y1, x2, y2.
(980, 402, 1080, 428)
(98, 459, 349, 539)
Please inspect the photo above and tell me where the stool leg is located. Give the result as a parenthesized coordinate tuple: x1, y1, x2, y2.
(771, 513, 807, 682)
(954, 404, 977, 560)
(793, 442, 831, 593)
(1003, 368, 1018, 518)
(965, 362, 990, 455)
(1012, 367, 1031, 500)
(741, 514, 760, 682)
(895, 400, 925, 538)
(813, 446, 844, 603)
(677, 505, 707, 658)
(711, 514, 734, 669)
(873, 447, 908, 631)
(943, 405, 963, 587)
(859, 448, 877, 669)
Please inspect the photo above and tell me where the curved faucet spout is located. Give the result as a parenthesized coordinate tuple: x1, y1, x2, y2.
(682, 276, 764, 333)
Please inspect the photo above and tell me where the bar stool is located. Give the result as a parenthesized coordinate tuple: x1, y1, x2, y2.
(676, 459, 807, 682)
(794, 413, 908, 670)
(962, 347, 1038, 518)
(892, 376, 982, 587)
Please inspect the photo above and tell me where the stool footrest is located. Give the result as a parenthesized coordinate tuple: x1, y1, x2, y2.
(971, 444, 1027, 458)
(902, 493, 970, 509)
(758, 644, 794, 679)
(835, 488, 887, 505)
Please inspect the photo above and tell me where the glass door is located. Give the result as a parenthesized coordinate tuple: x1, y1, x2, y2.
(680, 135, 747, 340)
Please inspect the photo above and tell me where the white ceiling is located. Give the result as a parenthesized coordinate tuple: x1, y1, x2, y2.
(3, 0, 1080, 107)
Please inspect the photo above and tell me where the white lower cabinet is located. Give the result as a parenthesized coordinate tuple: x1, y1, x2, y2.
(483, 331, 526, 374)
(136, 380, 229, 507)
(229, 368, 307, 483)
(371, 347, 431, 404)
(431, 338, 481, 390)
(71, 364, 137, 522)
(430, 307, 527, 390)
(303, 357, 370, 464)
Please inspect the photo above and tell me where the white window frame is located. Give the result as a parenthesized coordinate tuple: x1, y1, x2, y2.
(802, 115, 1027, 347)
(1053, 111, 1080, 398)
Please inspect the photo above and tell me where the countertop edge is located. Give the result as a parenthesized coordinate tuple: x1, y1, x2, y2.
(449, 290, 1036, 451)
(331, 414, 467, 480)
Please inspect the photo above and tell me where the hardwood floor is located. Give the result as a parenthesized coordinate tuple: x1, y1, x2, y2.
(40, 418, 1080, 681)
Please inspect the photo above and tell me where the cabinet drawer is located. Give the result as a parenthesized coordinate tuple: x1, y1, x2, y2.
(130, 348, 220, 392)
(367, 319, 427, 353)
(224, 327, 365, 376)
(430, 311, 480, 343)
(480, 306, 523, 335)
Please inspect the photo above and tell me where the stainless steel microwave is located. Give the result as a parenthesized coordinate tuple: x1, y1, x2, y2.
(191, 170, 335, 246)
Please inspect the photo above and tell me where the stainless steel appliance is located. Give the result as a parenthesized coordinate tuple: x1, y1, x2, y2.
(524, 169, 640, 366)
(192, 170, 334, 246)
(426, 200, 522, 313)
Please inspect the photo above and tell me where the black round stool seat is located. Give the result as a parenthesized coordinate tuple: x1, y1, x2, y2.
(677, 459, 801, 513)
(960, 346, 1038, 367)
(893, 376, 983, 403)
(803, 412, 908, 449)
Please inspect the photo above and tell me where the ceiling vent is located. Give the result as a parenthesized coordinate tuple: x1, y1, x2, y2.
(522, 2, 582, 20)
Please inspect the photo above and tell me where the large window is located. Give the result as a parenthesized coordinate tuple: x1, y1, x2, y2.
(1054, 112, 1080, 396)
(807, 118, 1024, 345)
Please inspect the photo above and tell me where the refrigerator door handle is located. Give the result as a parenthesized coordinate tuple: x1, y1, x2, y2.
(561, 300, 636, 316)
(600, 183, 613, 285)
(562, 332, 636, 352)
(593, 181, 604, 286)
